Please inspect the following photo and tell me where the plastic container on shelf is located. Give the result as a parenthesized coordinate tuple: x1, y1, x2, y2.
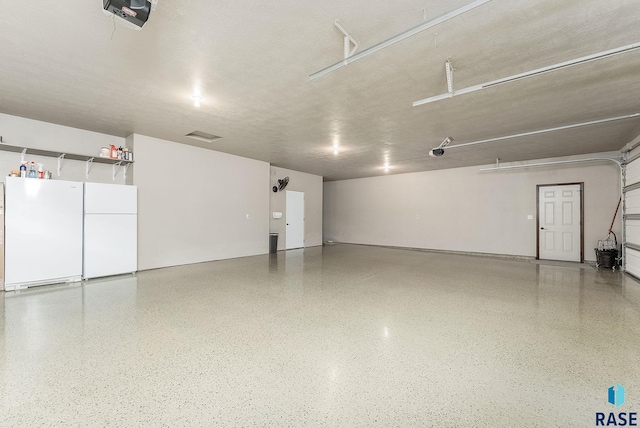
(28, 162, 37, 178)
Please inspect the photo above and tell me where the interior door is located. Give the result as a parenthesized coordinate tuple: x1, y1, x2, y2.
(286, 191, 305, 250)
(538, 184, 582, 262)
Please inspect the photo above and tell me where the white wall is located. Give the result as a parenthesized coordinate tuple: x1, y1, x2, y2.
(0, 113, 127, 184)
(132, 134, 270, 270)
(269, 166, 323, 250)
(324, 154, 621, 261)
(0, 114, 273, 272)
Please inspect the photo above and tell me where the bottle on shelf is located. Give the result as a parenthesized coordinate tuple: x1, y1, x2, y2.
(110, 145, 118, 159)
(37, 163, 44, 179)
(19, 161, 27, 178)
(28, 161, 37, 178)
(118, 146, 123, 159)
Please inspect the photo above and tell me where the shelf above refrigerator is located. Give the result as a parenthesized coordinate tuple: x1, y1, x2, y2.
(0, 141, 133, 180)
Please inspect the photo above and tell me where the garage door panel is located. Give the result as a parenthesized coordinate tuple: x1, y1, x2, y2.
(625, 155, 640, 276)
(626, 220, 640, 244)
(627, 160, 640, 187)
(625, 247, 640, 279)
(626, 189, 640, 214)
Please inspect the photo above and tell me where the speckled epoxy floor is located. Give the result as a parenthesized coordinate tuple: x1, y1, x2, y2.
(1, 244, 639, 427)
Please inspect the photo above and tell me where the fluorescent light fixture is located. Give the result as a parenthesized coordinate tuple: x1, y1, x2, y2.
(192, 95, 202, 107)
(309, 0, 491, 81)
(414, 42, 640, 107)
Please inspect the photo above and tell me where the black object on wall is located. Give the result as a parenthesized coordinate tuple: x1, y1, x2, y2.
(272, 177, 290, 193)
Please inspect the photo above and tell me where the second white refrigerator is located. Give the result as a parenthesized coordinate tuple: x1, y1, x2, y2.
(83, 183, 137, 279)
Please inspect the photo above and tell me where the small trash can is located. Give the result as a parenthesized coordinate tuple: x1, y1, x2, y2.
(269, 233, 279, 253)
(595, 248, 618, 269)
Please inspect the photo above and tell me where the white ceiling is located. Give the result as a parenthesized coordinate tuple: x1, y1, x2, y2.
(1, 0, 639, 180)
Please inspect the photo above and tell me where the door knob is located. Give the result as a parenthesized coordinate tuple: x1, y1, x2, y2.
(540, 227, 546, 230)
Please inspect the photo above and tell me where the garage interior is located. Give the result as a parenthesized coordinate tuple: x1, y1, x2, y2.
(1, 0, 639, 426)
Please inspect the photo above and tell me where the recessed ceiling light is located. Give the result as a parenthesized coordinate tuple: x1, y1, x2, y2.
(185, 131, 222, 143)
(332, 139, 340, 155)
(192, 95, 202, 107)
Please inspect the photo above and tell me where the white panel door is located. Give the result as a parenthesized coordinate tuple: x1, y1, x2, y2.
(5, 177, 84, 288)
(538, 184, 581, 262)
(286, 191, 305, 250)
(83, 214, 137, 279)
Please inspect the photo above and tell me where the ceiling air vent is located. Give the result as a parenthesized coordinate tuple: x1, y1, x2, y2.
(185, 131, 222, 143)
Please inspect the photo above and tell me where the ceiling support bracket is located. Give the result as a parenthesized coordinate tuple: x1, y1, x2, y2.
(57, 154, 65, 177)
(335, 20, 359, 59)
(445, 58, 454, 96)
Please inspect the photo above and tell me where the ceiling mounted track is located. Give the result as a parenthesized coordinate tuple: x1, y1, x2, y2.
(414, 42, 640, 107)
(429, 113, 640, 155)
(309, 0, 491, 81)
(479, 157, 622, 172)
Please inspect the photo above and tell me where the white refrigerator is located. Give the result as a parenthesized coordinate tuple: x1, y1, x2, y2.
(83, 182, 137, 279)
(4, 177, 84, 290)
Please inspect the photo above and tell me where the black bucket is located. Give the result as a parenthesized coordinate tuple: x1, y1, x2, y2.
(595, 249, 618, 269)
